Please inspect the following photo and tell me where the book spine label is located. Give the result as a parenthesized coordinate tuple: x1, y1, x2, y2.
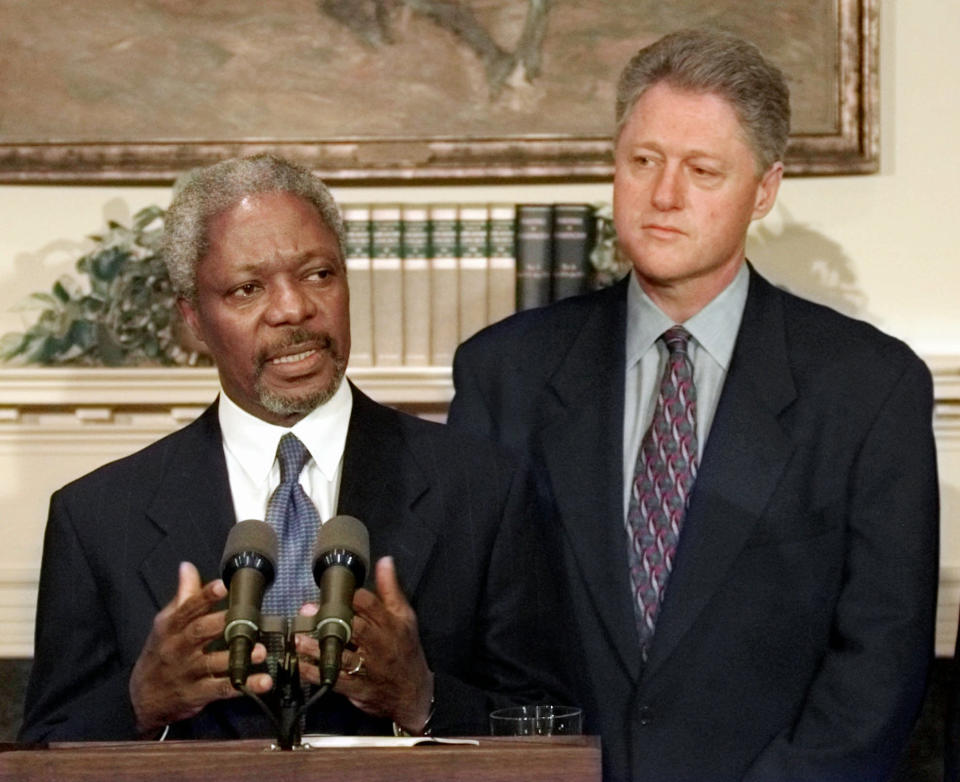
(552, 204, 596, 302)
(515, 205, 553, 311)
(429, 206, 460, 367)
(487, 204, 517, 326)
(401, 205, 431, 367)
(343, 205, 373, 367)
(371, 206, 404, 366)
(457, 206, 490, 343)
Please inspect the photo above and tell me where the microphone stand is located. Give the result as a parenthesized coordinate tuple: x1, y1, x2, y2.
(238, 614, 332, 750)
(274, 629, 305, 750)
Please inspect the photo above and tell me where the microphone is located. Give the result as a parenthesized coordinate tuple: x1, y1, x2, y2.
(312, 515, 370, 686)
(220, 520, 278, 689)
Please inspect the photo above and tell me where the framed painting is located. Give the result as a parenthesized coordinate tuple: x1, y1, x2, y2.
(0, 0, 877, 183)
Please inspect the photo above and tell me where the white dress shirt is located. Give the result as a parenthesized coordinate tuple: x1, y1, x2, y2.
(622, 263, 749, 517)
(218, 380, 353, 525)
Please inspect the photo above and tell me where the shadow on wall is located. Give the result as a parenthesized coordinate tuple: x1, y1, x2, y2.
(4, 199, 142, 337)
(11, 198, 137, 282)
(747, 207, 874, 324)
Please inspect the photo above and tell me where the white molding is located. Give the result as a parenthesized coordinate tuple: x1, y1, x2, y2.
(0, 365, 455, 408)
(929, 354, 960, 400)
(938, 566, 960, 657)
(0, 354, 953, 411)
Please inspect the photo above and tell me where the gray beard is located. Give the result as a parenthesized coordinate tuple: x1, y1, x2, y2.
(254, 353, 347, 417)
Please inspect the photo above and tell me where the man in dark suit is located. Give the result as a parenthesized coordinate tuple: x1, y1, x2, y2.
(20, 154, 567, 742)
(448, 29, 939, 782)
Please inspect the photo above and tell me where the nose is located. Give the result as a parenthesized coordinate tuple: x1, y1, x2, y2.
(264, 279, 317, 326)
(651, 164, 684, 211)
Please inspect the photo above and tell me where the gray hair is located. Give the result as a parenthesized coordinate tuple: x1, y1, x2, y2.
(162, 154, 346, 300)
(615, 29, 790, 173)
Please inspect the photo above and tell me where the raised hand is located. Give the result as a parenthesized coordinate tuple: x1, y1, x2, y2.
(296, 556, 434, 734)
(129, 561, 272, 736)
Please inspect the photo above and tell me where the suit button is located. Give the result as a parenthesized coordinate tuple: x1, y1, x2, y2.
(637, 706, 654, 726)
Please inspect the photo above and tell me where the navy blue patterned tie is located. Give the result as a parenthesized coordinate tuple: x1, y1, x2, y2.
(262, 433, 321, 618)
(625, 327, 698, 661)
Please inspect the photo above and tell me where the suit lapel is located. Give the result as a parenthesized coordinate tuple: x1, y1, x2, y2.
(536, 279, 643, 680)
(337, 383, 437, 597)
(139, 402, 237, 610)
(643, 269, 797, 678)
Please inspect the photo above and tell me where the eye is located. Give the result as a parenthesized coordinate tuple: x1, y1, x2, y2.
(229, 282, 261, 299)
(304, 265, 336, 283)
(690, 163, 721, 179)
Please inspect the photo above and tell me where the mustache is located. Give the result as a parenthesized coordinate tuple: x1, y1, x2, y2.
(256, 329, 338, 367)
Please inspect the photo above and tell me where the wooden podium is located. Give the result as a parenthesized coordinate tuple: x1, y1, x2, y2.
(0, 735, 601, 781)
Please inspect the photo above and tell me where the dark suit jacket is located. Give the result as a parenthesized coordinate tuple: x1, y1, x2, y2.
(447, 267, 939, 782)
(20, 384, 569, 742)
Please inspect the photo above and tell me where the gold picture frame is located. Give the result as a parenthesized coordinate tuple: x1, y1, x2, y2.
(0, 0, 878, 183)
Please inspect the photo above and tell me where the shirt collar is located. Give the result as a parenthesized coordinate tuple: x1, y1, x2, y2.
(626, 262, 749, 370)
(218, 379, 353, 488)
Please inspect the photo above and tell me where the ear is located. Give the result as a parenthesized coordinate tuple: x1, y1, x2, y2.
(177, 297, 206, 346)
(751, 161, 783, 221)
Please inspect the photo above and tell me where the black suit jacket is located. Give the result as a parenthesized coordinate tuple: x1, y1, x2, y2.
(21, 384, 569, 741)
(448, 268, 939, 782)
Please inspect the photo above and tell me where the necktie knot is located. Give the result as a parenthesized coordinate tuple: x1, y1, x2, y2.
(662, 326, 691, 355)
(276, 433, 311, 484)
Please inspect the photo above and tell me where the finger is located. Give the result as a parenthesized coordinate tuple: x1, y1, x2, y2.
(192, 674, 248, 705)
(251, 642, 268, 665)
(173, 609, 228, 654)
(349, 614, 370, 645)
(167, 580, 228, 636)
(374, 557, 413, 615)
(333, 671, 368, 700)
(294, 633, 320, 660)
(243, 672, 273, 694)
(339, 649, 365, 676)
(299, 657, 320, 686)
(174, 562, 203, 608)
(352, 586, 382, 616)
(299, 602, 319, 617)
(198, 648, 238, 679)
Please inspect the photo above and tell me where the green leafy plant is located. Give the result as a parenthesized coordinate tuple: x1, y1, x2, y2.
(1, 206, 209, 367)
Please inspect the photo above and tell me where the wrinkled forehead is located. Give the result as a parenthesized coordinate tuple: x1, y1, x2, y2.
(618, 81, 766, 174)
(204, 191, 346, 271)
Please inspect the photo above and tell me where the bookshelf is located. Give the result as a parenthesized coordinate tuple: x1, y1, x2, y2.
(342, 201, 607, 370)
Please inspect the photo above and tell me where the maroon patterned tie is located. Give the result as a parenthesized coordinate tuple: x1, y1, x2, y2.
(626, 326, 698, 660)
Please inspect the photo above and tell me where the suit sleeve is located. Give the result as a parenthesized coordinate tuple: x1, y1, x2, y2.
(428, 456, 575, 735)
(743, 356, 939, 781)
(19, 491, 140, 742)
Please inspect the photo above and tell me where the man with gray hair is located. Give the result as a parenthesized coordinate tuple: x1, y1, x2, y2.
(448, 29, 938, 781)
(21, 154, 569, 742)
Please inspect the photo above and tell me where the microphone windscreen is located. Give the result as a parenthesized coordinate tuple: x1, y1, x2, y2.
(220, 519, 279, 575)
(313, 515, 370, 574)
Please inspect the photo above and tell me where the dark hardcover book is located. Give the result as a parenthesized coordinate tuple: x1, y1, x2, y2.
(514, 204, 553, 311)
(551, 204, 596, 302)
